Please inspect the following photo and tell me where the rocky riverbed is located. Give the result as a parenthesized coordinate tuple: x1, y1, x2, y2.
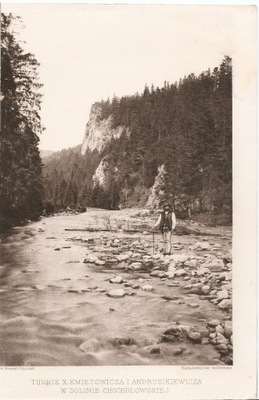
(0, 208, 232, 366)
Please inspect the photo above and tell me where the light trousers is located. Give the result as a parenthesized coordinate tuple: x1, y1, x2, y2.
(160, 230, 172, 254)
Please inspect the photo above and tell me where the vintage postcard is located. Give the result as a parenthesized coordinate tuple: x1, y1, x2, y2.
(0, 3, 257, 399)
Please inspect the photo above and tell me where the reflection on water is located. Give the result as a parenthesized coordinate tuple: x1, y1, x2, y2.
(0, 212, 229, 366)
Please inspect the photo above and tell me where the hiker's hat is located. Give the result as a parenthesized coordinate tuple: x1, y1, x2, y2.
(163, 202, 171, 210)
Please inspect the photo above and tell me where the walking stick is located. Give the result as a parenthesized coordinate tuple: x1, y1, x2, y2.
(152, 231, 155, 254)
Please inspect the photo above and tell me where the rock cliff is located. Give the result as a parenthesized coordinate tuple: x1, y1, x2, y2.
(93, 157, 110, 188)
(81, 103, 130, 155)
(147, 164, 168, 209)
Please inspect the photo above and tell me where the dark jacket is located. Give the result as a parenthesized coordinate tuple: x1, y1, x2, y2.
(159, 211, 173, 233)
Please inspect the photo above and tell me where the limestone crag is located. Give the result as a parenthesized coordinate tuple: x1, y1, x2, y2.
(81, 103, 130, 155)
(146, 164, 168, 209)
(92, 158, 109, 188)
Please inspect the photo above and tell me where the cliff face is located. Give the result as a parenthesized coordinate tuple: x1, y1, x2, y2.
(93, 158, 109, 188)
(147, 164, 167, 209)
(81, 103, 130, 155)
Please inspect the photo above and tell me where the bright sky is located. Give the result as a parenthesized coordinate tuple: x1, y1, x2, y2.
(2, 4, 233, 151)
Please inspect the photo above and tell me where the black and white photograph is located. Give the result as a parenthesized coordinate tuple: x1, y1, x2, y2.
(0, 3, 257, 399)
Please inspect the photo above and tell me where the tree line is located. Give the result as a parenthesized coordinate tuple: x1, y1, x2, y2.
(43, 56, 232, 221)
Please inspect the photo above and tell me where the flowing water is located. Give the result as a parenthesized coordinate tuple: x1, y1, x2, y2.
(0, 210, 231, 366)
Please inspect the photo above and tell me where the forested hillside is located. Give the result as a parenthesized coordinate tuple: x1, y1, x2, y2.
(0, 13, 44, 230)
(43, 56, 232, 221)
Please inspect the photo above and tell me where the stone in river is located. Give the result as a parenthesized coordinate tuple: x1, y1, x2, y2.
(116, 254, 129, 262)
(79, 338, 100, 353)
(217, 290, 229, 300)
(196, 267, 211, 276)
(218, 299, 232, 310)
(167, 263, 176, 273)
(184, 259, 197, 268)
(183, 284, 192, 290)
(165, 272, 175, 279)
(224, 321, 233, 338)
(188, 303, 199, 308)
(216, 332, 229, 345)
(216, 343, 229, 354)
(172, 348, 183, 355)
(142, 285, 154, 292)
(128, 262, 142, 271)
(109, 276, 123, 284)
(107, 289, 126, 298)
(174, 269, 186, 277)
(187, 329, 202, 343)
(132, 284, 140, 289)
(161, 334, 177, 343)
(215, 325, 225, 335)
(218, 272, 232, 281)
(192, 242, 211, 251)
(95, 259, 105, 266)
(150, 270, 166, 278)
(201, 285, 211, 294)
(150, 346, 161, 354)
(161, 295, 179, 301)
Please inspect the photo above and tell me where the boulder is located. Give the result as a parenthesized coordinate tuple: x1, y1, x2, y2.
(201, 285, 211, 294)
(162, 325, 190, 342)
(218, 299, 232, 310)
(172, 348, 183, 355)
(107, 289, 126, 298)
(79, 338, 100, 352)
(168, 264, 176, 273)
(215, 325, 225, 335)
(187, 329, 202, 343)
(192, 242, 211, 251)
(150, 346, 161, 354)
(132, 284, 140, 289)
(175, 269, 186, 277)
(142, 285, 154, 292)
(196, 267, 211, 276)
(170, 254, 189, 264)
(216, 332, 229, 345)
(150, 270, 167, 278)
(109, 276, 123, 284)
(216, 343, 229, 354)
(188, 303, 199, 308)
(184, 260, 197, 268)
(95, 259, 105, 266)
(218, 272, 232, 281)
(217, 290, 229, 300)
(165, 272, 175, 279)
(224, 321, 233, 338)
(208, 319, 221, 327)
(128, 262, 142, 271)
(116, 254, 130, 262)
(161, 295, 179, 301)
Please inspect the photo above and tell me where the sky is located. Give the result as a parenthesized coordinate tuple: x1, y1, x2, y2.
(2, 4, 234, 151)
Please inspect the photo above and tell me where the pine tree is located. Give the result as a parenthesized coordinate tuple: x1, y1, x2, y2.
(0, 13, 43, 225)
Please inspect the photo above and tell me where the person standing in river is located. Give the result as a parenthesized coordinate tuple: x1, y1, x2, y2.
(153, 203, 176, 255)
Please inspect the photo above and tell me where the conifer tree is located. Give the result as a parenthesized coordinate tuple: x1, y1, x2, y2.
(1, 13, 43, 224)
